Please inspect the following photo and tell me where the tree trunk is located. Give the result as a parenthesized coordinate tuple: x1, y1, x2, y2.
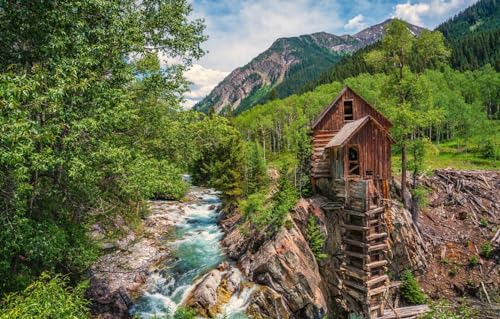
(401, 143, 408, 209)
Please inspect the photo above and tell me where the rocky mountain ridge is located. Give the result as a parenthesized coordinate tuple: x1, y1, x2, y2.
(194, 19, 425, 114)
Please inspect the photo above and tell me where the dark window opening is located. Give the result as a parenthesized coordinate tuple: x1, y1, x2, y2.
(348, 146, 360, 176)
(344, 100, 353, 122)
(366, 170, 373, 177)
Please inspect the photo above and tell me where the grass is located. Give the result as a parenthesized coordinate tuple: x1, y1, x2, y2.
(392, 139, 499, 175)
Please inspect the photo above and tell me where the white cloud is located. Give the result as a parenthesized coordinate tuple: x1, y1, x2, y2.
(393, 0, 479, 27)
(344, 14, 367, 31)
(193, 0, 344, 71)
(183, 64, 228, 108)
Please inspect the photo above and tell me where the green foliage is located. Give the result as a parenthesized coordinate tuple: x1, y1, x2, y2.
(436, 0, 500, 71)
(242, 142, 268, 195)
(399, 269, 427, 305)
(420, 300, 479, 319)
(468, 255, 479, 266)
(240, 167, 297, 232)
(0, 273, 89, 319)
(269, 168, 299, 229)
(306, 216, 328, 261)
(481, 140, 497, 159)
(480, 242, 493, 258)
(171, 307, 197, 319)
(190, 115, 246, 201)
(0, 0, 206, 296)
(480, 218, 489, 227)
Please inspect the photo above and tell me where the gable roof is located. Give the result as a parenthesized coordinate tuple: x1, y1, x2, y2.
(311, 86, 391, 129)
(325, 115, 394, 149)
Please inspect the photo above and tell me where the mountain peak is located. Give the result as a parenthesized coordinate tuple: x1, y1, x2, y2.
(194, 19, 426, 114)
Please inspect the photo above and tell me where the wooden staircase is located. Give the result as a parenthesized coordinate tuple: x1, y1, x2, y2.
(340, 180, 390, 319)
(311, 130, 337, 178)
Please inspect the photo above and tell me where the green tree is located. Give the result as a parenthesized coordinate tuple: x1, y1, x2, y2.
(306, 216, 328, 261)
(0, 0, 205, 295)
(365, 19, 449, 218)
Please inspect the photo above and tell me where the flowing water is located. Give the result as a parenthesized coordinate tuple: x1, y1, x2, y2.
(130, 186, 252, 318)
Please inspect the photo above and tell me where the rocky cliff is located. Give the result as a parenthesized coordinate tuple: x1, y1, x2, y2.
(186, 194, 427, 318)
(194, 19, 425, 115)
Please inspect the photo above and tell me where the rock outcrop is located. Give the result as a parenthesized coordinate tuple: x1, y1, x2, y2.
(87, 200, 184, 318)
(216, 194, 428, 318)
(219, 197, 335, 318)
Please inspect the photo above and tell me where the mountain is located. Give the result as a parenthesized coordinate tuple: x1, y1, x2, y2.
(194, 19, 425, 114)
(302, 0, 500, 93)
(436, 0, 500, 70)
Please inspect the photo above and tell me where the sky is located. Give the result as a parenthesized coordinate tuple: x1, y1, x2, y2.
(177, 0, 478, 107)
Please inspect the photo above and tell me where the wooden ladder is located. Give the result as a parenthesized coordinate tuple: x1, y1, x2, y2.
(340, 180, 390, 319)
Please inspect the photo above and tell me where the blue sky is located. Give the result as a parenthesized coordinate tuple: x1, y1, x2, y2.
(178, 0, 478, 107)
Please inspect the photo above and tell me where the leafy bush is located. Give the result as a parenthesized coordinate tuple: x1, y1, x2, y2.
(480, 242, 493, 259)
(240, 168, 297, 232)
(0, 273, 89, 319)
(479, 218, 489, 227)
(481, 140, 496, 159)
(468, 255, 479, 266)
(306, 216, 328, 261)
(400, 269, 427, 304)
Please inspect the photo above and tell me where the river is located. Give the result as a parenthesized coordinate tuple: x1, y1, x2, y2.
(130, 186, 252, 318)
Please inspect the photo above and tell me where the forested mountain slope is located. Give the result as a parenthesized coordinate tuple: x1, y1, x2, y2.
(303, 0, 499, 92)
(436, 0, 500, 70)
(194, 19, 424, 115)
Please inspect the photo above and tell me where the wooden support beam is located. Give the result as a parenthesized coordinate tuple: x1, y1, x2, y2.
(365, 260, 388, 270)
(368, 243, 388, 252)
(366, 206, 384, 216)
(366, 232, 387, 241)
(341, 224, 370, 231)
(345, 250, 369, 259)
(342, 267, 370, 281)
(368, 284, 387, 296)
(344, 238, 369, 248)
(344, 279, 368, 292)
(366, 275, 388, 287)
(344, 209, 367, 217)
(377, 305, 430, 319)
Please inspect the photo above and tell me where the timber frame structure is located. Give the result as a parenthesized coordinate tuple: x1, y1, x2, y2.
(311, 87, 394, 318)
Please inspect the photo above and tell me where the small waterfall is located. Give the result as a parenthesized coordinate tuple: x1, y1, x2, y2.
(130, 186, 252, 318)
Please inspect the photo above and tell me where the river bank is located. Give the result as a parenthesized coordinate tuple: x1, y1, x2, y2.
(87, 186, 254, 319)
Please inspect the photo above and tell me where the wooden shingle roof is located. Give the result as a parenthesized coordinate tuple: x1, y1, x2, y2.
(325, 116, 394, 148)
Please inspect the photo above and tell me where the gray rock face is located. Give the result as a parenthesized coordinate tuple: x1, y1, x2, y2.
(221, 194, 428, 318)
(222, 197, 333, 318)
(194, 19, 426, 115)
(186, 269, 222, 316)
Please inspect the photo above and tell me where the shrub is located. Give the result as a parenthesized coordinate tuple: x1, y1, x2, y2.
(480, 242, 493, 259)
(306, 216, 328, 261)
(400, 269, 427, 304)
(468, 255, 479, 266)
(0, 273, 89, 319)
(479, 218, 489, 227)
(481, 140, 496, 159)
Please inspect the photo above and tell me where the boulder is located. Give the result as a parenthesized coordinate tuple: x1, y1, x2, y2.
(185, 269, 222, 317)
(86, 281, 133, 319)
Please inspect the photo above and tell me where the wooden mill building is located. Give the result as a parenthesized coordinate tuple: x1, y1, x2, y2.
(311, 87, 397, 319)
(311, 86, 393, 186)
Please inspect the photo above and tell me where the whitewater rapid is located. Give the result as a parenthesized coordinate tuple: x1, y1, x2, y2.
(130, 187, 252, 318)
